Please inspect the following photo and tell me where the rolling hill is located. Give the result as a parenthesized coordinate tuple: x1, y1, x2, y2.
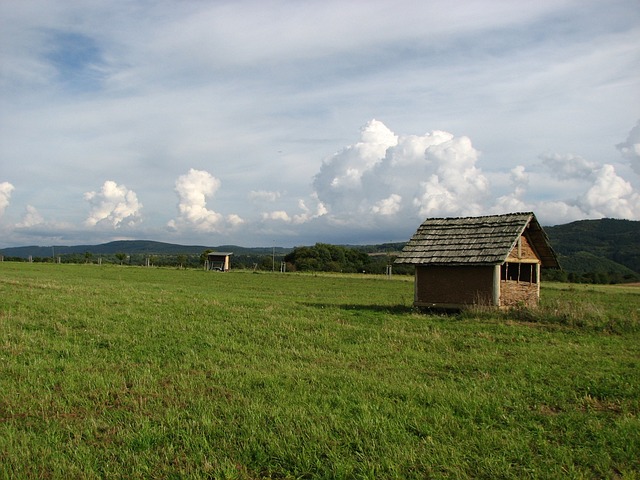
(1, 218, 638, 282)
(544, 218, 640, 280)
(0, 240, 291, 259)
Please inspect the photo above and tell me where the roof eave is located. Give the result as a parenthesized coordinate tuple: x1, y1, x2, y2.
(394, 261, 503, 267)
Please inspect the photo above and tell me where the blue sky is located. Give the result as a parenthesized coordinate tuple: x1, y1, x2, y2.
(1, 0, 639, 248)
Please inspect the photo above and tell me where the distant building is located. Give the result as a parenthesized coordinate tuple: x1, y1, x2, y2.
(206, 252, 233, 272)
(394, 212, 560, 309)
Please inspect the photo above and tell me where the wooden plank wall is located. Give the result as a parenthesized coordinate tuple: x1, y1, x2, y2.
(415, 265, 494, 306)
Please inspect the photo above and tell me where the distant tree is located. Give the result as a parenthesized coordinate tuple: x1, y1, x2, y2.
(177, 254, 187, 269)
(115, 252, 127, 265)
(256, 256, 273, 271)
(542, 269, 568, 283)
(84, 251, 93, 264)
(284, 243, 371, 273)
(200, 250, 213, 267)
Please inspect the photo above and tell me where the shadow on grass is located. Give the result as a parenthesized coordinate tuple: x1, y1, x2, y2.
(301, 302, 416, 315)
(462, 300, 640, 334)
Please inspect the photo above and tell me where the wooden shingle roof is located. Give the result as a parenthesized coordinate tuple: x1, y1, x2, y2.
(395, 212, 560, 268)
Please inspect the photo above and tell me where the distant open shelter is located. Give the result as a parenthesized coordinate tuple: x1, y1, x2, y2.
(206, 252, 233, 272)
(395, 212, 560, 309)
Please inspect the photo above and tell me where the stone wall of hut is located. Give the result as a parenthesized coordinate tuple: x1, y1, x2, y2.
(500, 280, 539, 307)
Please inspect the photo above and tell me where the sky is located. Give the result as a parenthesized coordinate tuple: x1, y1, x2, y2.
(1, 0, 639, 248)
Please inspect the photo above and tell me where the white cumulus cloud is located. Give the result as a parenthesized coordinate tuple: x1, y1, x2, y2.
(531, 155, 640, 222)
(372, 194, 402, 215)
(510, 165, 529, 189)
(312, 119, 398, 215)
(226, 213, 245, 228)
(290, 197, 327, 224)
(261, 195, 328, 225)
(412, 135, 489, 217)
(579, 164, 640, 218)
(491, 166, 531, 214)
(262, 210, 291, 222)
(0, 182, 14, 216)
(288, 120, 640, 230)
(168, 168, 242, 233)
(311, 119, 490, 223)
(84, 180, 142, 228)
(16, 205, 44, 228)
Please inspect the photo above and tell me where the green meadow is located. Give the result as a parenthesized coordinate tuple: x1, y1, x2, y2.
(1, 263, 638, 479)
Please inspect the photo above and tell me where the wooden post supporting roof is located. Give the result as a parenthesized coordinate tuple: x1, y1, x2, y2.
(493, 264, 501, 306)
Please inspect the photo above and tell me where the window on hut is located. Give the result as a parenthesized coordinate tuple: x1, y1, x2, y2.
(501, 262, 537, 283)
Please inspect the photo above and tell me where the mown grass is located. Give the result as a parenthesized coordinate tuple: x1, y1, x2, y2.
(0, 263, 638, 479)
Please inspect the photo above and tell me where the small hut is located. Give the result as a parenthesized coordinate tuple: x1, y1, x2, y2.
(394, 212, 559, 309)
(206, 252, 233, 272)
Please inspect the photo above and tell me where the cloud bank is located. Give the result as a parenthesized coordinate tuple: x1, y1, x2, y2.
(276, 120, 640, 234)
(1, 118, 639, 247)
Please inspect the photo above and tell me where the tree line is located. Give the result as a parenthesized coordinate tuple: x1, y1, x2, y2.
(283, 243, 413, 274)
(2, 243, 413, 275)
(5, 241, 635, 283)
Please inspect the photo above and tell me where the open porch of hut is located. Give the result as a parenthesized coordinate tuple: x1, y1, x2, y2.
(394, 212, 560, 309)
(206, 252, 233, 272)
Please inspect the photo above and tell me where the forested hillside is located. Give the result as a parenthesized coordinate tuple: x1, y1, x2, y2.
(544, 218, 639, 283)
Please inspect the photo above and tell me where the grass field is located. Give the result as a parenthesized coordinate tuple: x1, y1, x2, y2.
(1, 263, 639, 479)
